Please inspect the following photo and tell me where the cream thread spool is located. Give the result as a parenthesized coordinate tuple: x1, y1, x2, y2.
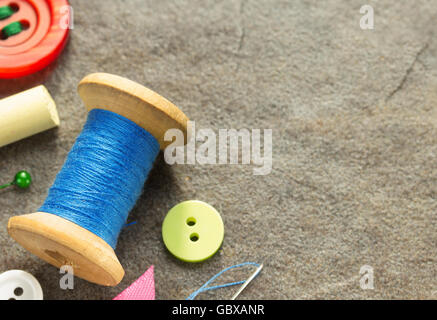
(0, 85, 59, 148)
(7, 73, 189, 286)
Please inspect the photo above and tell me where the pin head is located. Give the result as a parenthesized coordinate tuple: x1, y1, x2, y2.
(13, 170, 31, 189)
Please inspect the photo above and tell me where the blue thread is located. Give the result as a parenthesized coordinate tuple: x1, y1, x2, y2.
(186, 262, 261, 300)
(123, 221, 137, 228)
(39, 109, 160, 249)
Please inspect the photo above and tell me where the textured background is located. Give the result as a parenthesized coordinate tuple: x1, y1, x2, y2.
(1, 0, 437, 299)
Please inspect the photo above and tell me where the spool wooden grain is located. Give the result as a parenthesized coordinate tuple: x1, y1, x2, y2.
(8, 73, 189, 286)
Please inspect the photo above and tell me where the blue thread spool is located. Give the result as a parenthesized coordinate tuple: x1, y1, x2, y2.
(7, 73, 189, 286)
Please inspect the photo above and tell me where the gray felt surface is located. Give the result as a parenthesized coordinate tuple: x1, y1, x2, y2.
(1, 0, 437, 300)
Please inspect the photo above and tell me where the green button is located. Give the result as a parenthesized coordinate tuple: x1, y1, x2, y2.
(162, 200, 224, 262)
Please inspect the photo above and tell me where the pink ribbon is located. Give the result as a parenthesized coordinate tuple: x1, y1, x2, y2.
(113, 266, 155, 300)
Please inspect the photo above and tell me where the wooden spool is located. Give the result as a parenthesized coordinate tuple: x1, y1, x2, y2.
(7, 73, 189, 286)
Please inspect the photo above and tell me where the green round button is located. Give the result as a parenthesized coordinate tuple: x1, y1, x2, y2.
(162, 200, 224, 262)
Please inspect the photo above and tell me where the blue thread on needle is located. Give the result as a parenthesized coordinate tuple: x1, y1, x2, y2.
(186, 262, 263, 300)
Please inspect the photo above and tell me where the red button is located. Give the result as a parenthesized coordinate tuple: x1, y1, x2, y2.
(0, 0, 70, 78)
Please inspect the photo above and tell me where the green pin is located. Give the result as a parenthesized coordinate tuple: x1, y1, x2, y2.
(0, 171, 32, 190)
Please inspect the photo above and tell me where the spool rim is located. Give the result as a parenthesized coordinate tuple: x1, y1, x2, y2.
(8, 212, 124, 286)
(78, 73, 189, 149)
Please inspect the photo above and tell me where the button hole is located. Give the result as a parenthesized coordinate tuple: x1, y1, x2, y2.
(190, 233, 199, 242)
(14, 287, 23, 296)
(9, 2, 20, 12)
(186, 217, 196, 226)
(20, 19, 29, 30)
(9, 3, 19, 12)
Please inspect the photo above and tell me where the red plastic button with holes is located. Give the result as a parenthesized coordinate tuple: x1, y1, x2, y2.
(0, 0, 70, 78)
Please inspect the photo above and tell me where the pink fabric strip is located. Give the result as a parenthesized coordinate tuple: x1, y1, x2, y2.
(113, 266, 155, 300)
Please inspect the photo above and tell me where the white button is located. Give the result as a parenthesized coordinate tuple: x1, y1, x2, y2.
(0, 270, 43, 300)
